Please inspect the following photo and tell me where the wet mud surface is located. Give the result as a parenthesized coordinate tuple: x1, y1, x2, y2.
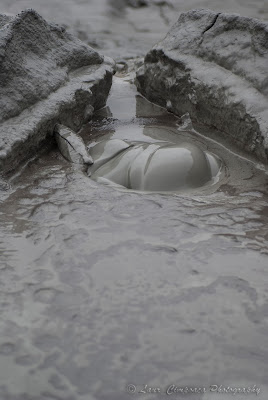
(1, 0, 268, 398)
(0, 74, 268, 399)
(87, 137, 223, 193)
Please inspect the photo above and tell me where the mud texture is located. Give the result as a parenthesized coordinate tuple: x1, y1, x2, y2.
(0, 9, 114, 174)
(0, 76, 268, 400)
(136, 9, 268, 163)
(1, 0, 267, 61)
(88, 138, 222, 193)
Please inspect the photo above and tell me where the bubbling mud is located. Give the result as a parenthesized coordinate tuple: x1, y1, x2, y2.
(87, 138, 223, 193)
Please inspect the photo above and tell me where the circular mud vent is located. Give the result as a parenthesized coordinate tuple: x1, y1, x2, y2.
(87, 139, 223, 193)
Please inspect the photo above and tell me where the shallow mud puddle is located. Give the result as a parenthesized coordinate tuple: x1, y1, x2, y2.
(0, 74, 268, 400)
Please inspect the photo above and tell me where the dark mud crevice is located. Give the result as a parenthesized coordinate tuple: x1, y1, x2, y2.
(202, 12, 220, 35)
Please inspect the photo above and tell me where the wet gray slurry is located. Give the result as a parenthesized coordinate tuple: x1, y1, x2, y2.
(0, 74, 268, 399)
(87, 138, 223, 193)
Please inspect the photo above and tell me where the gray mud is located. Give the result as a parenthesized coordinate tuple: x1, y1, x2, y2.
(0, 0, 268, 398)
(0, 0, 267, 60)
(0, 72, 268, 399)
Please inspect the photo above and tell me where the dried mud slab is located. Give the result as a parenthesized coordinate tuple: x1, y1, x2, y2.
(0, 9, 115, 174)
(136, 9, 268, 163)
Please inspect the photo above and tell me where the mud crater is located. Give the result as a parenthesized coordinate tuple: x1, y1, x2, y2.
(88, 138, 223, 193)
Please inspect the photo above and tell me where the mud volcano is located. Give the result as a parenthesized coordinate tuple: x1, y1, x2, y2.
(88, 138, 222, 193)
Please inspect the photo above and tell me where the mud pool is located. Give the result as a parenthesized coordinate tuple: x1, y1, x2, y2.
(0, 72, 268, 399)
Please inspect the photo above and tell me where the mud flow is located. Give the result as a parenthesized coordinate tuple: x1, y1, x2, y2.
(0, 72, 268, 399)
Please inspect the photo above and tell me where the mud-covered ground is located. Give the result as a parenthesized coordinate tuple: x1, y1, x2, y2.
(1, 71, 268, 400)
(0, 1, 268, 400)
(1, 0, 268, 59)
